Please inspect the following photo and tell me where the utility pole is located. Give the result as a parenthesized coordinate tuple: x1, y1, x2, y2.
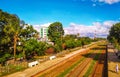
(94, 30, 96, 40)
(61, 31, 63, 52)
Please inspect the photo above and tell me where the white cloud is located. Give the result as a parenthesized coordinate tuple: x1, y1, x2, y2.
(40, 23, 51, 27)
(64, 20, 117, 38)
(33, 25, 40, 32)
(98, 0, 120, 4)
(33, 21, 117, 38)
(33, 23, 51, 32)
(103, 20, 117, 28)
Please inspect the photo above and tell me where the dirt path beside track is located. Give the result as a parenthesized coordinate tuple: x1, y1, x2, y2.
(107, 44, 120, 77)
(92, 50, 105, 77)
(33, 42, 106, 77)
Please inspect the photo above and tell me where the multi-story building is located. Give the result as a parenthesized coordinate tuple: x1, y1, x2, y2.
(40, 26, 48, 41)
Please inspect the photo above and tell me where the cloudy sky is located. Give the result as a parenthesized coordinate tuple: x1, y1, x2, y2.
(0, 0, 120, 37)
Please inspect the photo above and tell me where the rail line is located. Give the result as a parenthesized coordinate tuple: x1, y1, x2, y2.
(32, 43, 106, 77)
(92, 50, 105, 77)
(32, 49, 90, 77)
(66, 49, 99, 77)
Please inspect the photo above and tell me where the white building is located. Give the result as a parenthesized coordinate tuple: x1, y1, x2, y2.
(40, 26, 48, 41)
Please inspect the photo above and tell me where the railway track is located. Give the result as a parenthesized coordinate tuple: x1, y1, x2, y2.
(92, 50, 105, 77)
(32, 49, 90, 77)
(67, 58, 92, 77)
(66, 44, 106, 77)
(66, 49, 100, 77)
(32, 43, 106, 77)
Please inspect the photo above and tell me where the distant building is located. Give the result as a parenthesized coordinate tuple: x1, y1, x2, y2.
(40, 26, 48, 41)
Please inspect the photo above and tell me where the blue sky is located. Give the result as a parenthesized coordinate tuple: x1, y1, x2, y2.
(0, 0, 120, 37)
(0, 0, 120, 26)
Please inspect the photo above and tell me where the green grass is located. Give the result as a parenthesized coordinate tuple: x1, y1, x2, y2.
(57, 57, 85, 77)
(39, 57, 85, 77)
(0, 64, 27, 76)
(83, 50, 101, 77)
(39, 52, 92, 77)
(39, 74, 45, 77)
(57, 51, 94, 77)
(39, 42, 103, 77)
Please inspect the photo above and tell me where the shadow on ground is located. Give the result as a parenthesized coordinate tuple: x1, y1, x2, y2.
(82, 44, 120, 63)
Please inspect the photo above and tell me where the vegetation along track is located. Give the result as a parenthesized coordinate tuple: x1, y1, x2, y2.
(83, 43, 106, 77)
(67, 52, 98, 77)
(91, 48, 106, 77)
(66, 47, 101, 77)
(32, 49, 90, 77)
(32, 42, 106, 77)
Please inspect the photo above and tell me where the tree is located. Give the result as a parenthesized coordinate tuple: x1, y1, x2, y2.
(107, 22, 120, 50)
(0, 10, 21, 62)
(65, 39, 76, 49)
(63, 34, 77, 41)
(108, 22, 120, 44)
(24, 39, 47, 60)
(35, 41, 47, 56)
(48, 22, 64, 52)
(0, 9, 39, 63)
(19, 24, 39, 59)
(20, 24, 38, 40)
(48, 22, 64, 44)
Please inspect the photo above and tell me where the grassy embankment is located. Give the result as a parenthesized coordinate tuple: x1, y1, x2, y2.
(57, 42, 106, 77)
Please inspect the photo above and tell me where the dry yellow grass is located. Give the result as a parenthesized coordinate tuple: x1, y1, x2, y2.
(108, 48, 120, 77)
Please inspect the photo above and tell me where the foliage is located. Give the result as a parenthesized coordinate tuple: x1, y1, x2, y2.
(35, 41, 48, 56)
(81, 37, 92, 45)
(24, 39, 48, 59)
(0, 53, 11, 65)
(48, 22, 64, 44)
(75, 40, 82, 47)
(65, 39, 76, 49)
(107, 22, 120, 50)
(0, 9, 99, 66)
(20, 24, 38, 40)
(54, 44, 61, 53)
(47, 22, 64, 53)
(63, 35, 93, 50)
(110, 23, 120, 41)
(0, 9, 39, 63)
(107, 22, 120, 44)
(0, 9, 20, 63)
(63, 34, 77, 40)
(0, 10, 19, 45)
(0, 64, 27, 76)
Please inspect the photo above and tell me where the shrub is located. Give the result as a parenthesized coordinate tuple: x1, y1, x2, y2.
(45, 47, 55, 54)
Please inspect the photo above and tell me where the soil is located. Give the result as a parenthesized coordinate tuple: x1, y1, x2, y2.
(91, 50, 105, 77)
(32, 49, 89, 77)
(33, 43, 106, 77)
(67, 45, 106, 77)
(6, 42, 107, 77)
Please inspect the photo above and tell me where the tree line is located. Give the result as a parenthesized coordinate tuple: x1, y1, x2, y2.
(0, 9, 39, 64)
(107, 22, 120, 50)
(0, 9, 100, 65)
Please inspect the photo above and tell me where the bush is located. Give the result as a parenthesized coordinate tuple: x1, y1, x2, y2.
(65, 39, 76, 49)
(45, 47, 55, 54)
(75, 40, 82, 47)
